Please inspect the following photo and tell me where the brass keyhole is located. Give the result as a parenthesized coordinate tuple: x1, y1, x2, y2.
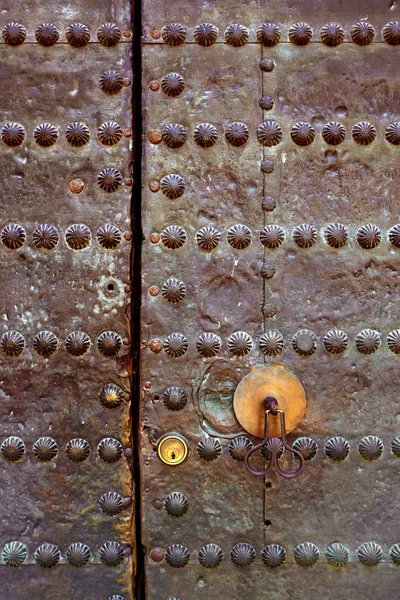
(157, 434, 188, 466)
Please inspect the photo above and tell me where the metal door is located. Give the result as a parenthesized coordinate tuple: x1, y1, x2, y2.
(140, 1, 400, 599)
(0, 2, 134, 599)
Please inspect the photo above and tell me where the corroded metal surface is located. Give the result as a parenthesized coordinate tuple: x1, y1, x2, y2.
(141, 1, 400, 599)
(0, 3, 133, 599)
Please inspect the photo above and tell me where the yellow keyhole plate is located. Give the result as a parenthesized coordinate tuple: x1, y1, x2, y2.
(157, 434, 189, 466)
(233, 365, 307, 438)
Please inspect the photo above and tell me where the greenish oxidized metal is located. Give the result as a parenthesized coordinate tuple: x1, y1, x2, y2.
(141, 1, 400, 599)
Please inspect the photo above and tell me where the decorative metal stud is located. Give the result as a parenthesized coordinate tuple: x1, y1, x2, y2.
(262, 196, 277, 211)
(260, 96, 274, 110)
(227, 224, 251, 249)
(193, 23, 218, 46)
(65, 331, 91, 357)
(259, 58, 275, 72)
(260, 225, 285, 249)
(98, 121, 123, 146)
(323, 329, 348, 354)
(357, 542, 383, 566)
(387, 330, 400, 354)
(1, 122, 25, 147)
(165, 544, 190, 568)
(224, 24, 249, 47)
(1, 541, 28, 567)
(292, 224, 317, 248)
(65, 438, 91, 463)
(35, 23, 59, 46)
(228, 436, 253, 461)
(0, 331, 25, 357)
(261, 159, 274, 173)
(291, 122, 315, 146)
(99, 491, 124, 516)
(66, 543, 91, 567)
(65, 224, 91, 250)
(325, 542, 349, 567)
(261, 438, 284, 460)
(161, 225, 186, 249)
(196, 333, 221, 358)
(197, 438, 222, 462)
(34, 543, 60, 568)
(32, 224, 59, 250)
(196, 226, 221, 251)
(99, 541, 124, 567)
(350, 22, 375, 45)
(100, 70, 124, 95)
(261, 544, 287, 568)
(199, 544, 223, 568)
(1, 223, 26, 250)
(0, 436, 25, 462)
(160, 174, 185, 199)
(358, 435, 383, 461)
(225, 122, 249, 146)
(96, 223, 122, 250)
(355, 329, 381, 355)
(260, 264, 276, 279)
(385, 122, 400, 145)
(324, 223, 348, 248)
(294, 542, 319, 567)
(356, 224, 381, 249)
(227, 331, 253, 357)
(325, 436, 350, 462)
(194, 123, 218, 148)
(390, 544, 400, 565)
(257, 121, 282, 146)
(108, 597, 126, 600)
(292, 330, 317, 357)
(34, 123, 58, 147)
(256, 22, 281, 46)
(98, 438, 123, 463)
(259, 330, 284, 357)
(33, 331, 58, 358)
(97, 331, 122, 357)
(100, 383, 124, 409)
(65, 122, 90, 147)
(389, 224, 400, 248)
(162, 123, 186, 148)
(322, 122, 346, 145)
(161, 278, 186, 304)
(230, 543, 256, 566)
(97, 23, 121, 46)
(163, 333, 188, 358)
(163, 386, 188, 411)
(97, 168, 122, 192)
(383, 21, 400, 45)
(165, 492, 189, 517)
(320, 23, 345, 46)
(293, 437, 318, 461)
(161, 23, 186, 46)
(2, 22, 26, 45)
(352, 121, 376, 145)
(160, 73, 185, 97)
(33, 437, 58, 462)
(391, 437, 400, 457)
(66, 22, 90, 47)
(289, 22, 312, 45)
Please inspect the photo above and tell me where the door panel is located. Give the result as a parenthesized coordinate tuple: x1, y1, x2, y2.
(0, 3, 134, 599)
(140, 2, 400, 599)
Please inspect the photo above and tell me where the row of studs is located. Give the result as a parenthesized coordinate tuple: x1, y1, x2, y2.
(0, 436, 129, 464)
(0, 223, 124, 251)
(155, 434, 400, 463)
(1, 22, 129, 47)
(149, 121, 400, 147)
(0, 541, 130, 568)
(147, 329, 400, 358)
(156, 21, 400, 47)
(1, 121, 127, 147)
(157, 541, 400, 569)
(0, 330, 126, 359)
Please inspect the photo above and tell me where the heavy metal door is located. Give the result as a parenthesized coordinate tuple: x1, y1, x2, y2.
(140, 1, 400, 599)
(0, 1, 134, 599)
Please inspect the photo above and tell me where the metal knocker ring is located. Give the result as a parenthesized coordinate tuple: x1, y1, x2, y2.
(244, 397, 305, 479)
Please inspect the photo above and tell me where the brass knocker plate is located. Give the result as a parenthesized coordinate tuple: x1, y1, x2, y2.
(233, 365, 306, 438)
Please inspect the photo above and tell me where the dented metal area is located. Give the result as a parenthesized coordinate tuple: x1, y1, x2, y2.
(0, 2, 134, 599)
(140, 1, 400, 599)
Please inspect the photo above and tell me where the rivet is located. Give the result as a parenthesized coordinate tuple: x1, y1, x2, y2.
(123, 337, 130, 346)
(123, 545, 132, 557)
(124, 284, 131, 293)
(121, 497, 132, 510)
(149, 80, 160, 91)
(123, 30, 132, 38)
(148, 339, 163, 353)
(153, 498, 163, 509)
(123, 77, 132, 87)
(150, 232, 160, 243)
(124, 232, 132, 241)
(149, 286, 159, 296)
(68, 178, 85, 194)
(149, 180, 160, 192)
(148, 129, 163, 144)
(144, 381, 152, 389)
(150, 547, 164, 562)
(150, 28, 161, 39)
(123, 128, 132, 138)
(124, 177, 133, 186)
(124, 447, 133, 458)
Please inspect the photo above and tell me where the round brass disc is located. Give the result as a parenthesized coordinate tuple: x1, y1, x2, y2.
(157, 434, 188, 465)
(233, 365, 306, 438)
